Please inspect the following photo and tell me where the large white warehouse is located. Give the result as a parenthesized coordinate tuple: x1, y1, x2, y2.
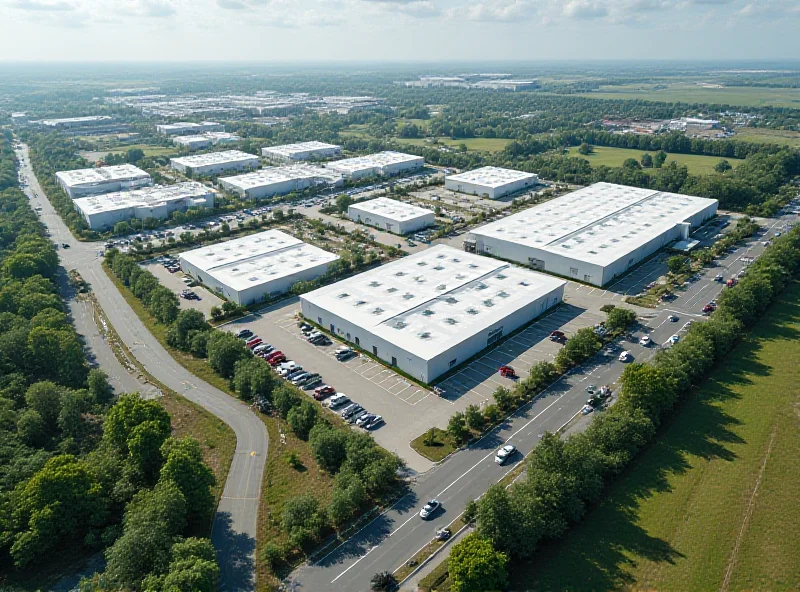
(445, 166, 539, 200)
(300, 245, 566, 384)
(262, 141, 341, 163)
(179, 230, 339, 306)
(326, 151, 424, 180)
(73, 182, 216, 230)
(468, 182, 718, 287)
(348, 197, 435, 235)
(170, 150, 260, 176)
(219, 164, 343, 200)
(56, 164, 152, 199)
(157, 121, 224, 136)
(173, 132, 240, 151)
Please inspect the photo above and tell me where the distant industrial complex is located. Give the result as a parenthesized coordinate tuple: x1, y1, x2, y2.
(56, 164, 153, 199)
(262, 141, 341, 163)
(179, 230, 339, 305)
(73, 182, 215, 230)
(300, 245, 565, 383)
(348, 197, 435, 235)
(157, 121, 225, 136)
(326, 151, 424, 180)
(172, 132, 241, 151)
(466, 182, 718, 287)
(219, 164, 343, 199)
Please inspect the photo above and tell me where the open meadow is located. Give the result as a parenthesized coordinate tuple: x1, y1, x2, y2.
(567, 145, 743, 175)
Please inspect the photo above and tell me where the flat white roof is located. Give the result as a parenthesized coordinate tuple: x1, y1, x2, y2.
(171, 150, 258, 168)
(472, 182, 718, 267)
(446, 166, 537, 189)
(56, 164, 150, 188)
(41, 115, 112, 125)
(327, 151, 423, 174)
(73, 182, 215, 215)
(349, 197, 433, 222)
(180, 229, 339, 292)
(220, 164, 342, 191)
(262, 141, 340, 158)
(301, 245, 565, 360)
(158, 121, 219, 131)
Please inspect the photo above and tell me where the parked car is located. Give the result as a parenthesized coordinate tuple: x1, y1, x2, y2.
(549, 330, 566, 342)
(246, 338, 263, 349)
(265, 350, 283, 362)
(245, 336, 261, 346)
(495, 444, 516, 465)
(336, 349, 357, 361)
(309, 334, 330, 345)
(236, 329, 253, 339)
(365, 415, 384, 429)
(419, 499, 441, 519)
(499, 365, 516, 378)
(356, 413, 376, 428)
(668, 315, 679, 323)
(619, 350, 631, 362)
(314, 385, 335, 400)
(349, 410, 370, 425)
(253, 343, 272, 354)
(268, 354, 286, 366)
(581, 404, 594, 415)
(341, 404, 364, 420)
(639, 335, 652, 346)
(303, 377, 322, 390)
(670, 335, 680, 344)
(290, 372, 311, 385)
(327, 393, 350, 408)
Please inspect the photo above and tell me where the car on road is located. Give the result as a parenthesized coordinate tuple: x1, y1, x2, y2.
(715, 274, 724, 282)
(668, 315, 679, 322)
(236, 329, 253, 339)
(670, 334, 680, 344)
(495, 444, 516, 465)
(61, 243, 70, 249)
(419, 499, 441, 519)
(581, 404, 594, 415)
(702, 304, 715, 314)
(639, 335, 652, 346)
(619, 350, 631, 362)
(434, 527, 451, 541)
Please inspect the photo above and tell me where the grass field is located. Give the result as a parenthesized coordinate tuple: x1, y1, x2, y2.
(567, 145, 743, 175)
(510, 282, 800, 592)
(80, 144, 178, 162)
(397, 136, 512, 153)
(732, 128, 800, 148)
(582, 83, 800, 108)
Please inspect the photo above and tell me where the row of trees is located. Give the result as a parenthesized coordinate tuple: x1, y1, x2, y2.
(446, 227, 800, 591)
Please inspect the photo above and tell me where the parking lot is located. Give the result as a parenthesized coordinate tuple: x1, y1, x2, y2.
(141, 258, 224, 317)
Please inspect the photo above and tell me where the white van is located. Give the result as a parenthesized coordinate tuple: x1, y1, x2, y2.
(619, 351, 631, 362)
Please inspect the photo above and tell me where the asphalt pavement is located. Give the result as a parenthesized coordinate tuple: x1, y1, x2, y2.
(16, 145, 266, 592)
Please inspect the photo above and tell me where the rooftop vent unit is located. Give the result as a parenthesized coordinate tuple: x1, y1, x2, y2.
(395, 271, 406, 277)
(466, 308, 479, 315)
(372, 307, 384, 315)
(338, 293, 349, 299)
(497, 291, 509, 298)
(483, 299, 494, 307)
(393, 320, 407, 329)
(403, 293, 415, 300)
(387, 287, 398, 293)
(354, 300, 367, 307)
(436, 284, 447, 291)
(445, 297, 459, 305)
(422, 309, 434, 316)
(434, 265, 444, 271)
(418, 332, 432, 340)
(495, 274, 507, 280)
(369, 281, 381, 287)
(444, 318, 458, 325)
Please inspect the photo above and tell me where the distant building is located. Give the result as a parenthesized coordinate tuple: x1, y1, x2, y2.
(179, 230, 339, 305)
(156, 121, 224, 136)
(219, 164, 343, 200)
(467, 182, 718, 287)
(173, 132, 241, 151)
(348, 197, 435, 235)
(445, 166, 539, 200)
(39, 115, 113, 129)
(73, 182, 215, 230)
(56, 164, 152, 199)
(170, 150, 259, 176)
(474, 80, 538, 91)
(326, 151, 424, 180)
(262, 141, 341, 163)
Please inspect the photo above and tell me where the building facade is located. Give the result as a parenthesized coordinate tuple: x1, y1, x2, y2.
(445, 166, 539, 200)
(348, 197, 435, 235)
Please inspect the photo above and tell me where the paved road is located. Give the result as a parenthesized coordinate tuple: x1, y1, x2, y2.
(16, 145, 266, 592)
(285, 213, 791, 592)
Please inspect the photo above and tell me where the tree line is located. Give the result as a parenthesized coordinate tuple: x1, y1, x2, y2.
(0, 136, 219, 591)
(445, 227, 800, 592)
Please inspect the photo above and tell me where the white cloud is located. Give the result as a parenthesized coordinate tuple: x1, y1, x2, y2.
(9, 0, 74, 10)
(446, 0, 536, 22)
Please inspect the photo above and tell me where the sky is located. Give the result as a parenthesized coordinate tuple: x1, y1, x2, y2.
(1, 0, 799, 62)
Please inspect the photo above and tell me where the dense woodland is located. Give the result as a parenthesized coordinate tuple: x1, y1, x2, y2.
(0, 135, 219, 591)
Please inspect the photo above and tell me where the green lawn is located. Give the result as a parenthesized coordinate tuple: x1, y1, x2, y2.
(581, 83, 800, 108)
(732, 128, 800, 148)
(510, 282, 800, 592)
(80, 144, 178, 162)
(397, 137, 512, 153)
(567, 145, 743, 175)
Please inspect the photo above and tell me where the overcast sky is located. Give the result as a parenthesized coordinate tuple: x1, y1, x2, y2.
(1, 0, 798, 62)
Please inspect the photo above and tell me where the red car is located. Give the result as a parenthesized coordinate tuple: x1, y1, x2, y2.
(246, 336, 261, 346)
(499, 366, 516, 378)
(265, 350, 283, 361)
(246, 338, 263, 349)
(549, 330, 566, 342)
(268, 354, 286, 366)
(313, 385, 335, 400)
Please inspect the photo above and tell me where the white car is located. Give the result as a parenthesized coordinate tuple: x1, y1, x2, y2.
(495, 444, 516, 465)
(581, 404, 594, 415)
(682, 321, 694, 331)
(619, 351, 631, 362)
(670, 335, 680, 344)
(639, 335, 651, 346)
(419, 499, 441, 519)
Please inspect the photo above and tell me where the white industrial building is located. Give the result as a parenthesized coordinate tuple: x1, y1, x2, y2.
(170, 150, 260, 176)
(348, 197, 435, 235)
(301, 245, 565, 383)
(445, 166, 539, 200)
(40, 115, 113, 129)
(326, 151, 424, 180)
(56, 164, 153, 199)
(157, 121, 224, 136)
(73, 182, 216, 230)
(173, 132, 241, 151)
(262, 141, 341, 163)
(179, 230, 339, 305)
(219, 164, 343, 200)
(467, 182, 718, 287)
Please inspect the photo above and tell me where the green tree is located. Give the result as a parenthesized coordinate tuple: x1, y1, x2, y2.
(309, 423, 348, 473)
(715, 159, 732, 173)
(126, 148, 145, 163)
(328, 469, 366, 528)
(667, 255, 689, 275)
(24, 381, 64, 430)
(206, 331, 249, 378)
(640, 152, 653, 168)
(447, 411, 470, 445)
(449, 533, 508, 592)
(287, 399, 320, 440)
(492, 386, 514, 412)
(103, 393, 172, 456)
(623, 157, 642, 170)
(464, 404, 484, 431)
(605, 307, 637, 332)
(87, 369, 114, 404)
(160, 437, 216, 531)
(281, 494, 327, 551)
(148, 287, 180, 324)
(654, 150, 668, 168)
(577, 142, 594, 155)
(335, 194, 354, 214)
(113, 221, 132, 236)
(618, 363, 677, 422)
(16, 409, 46, 447)
(233, 357, 275, 402)
(143, 538, 219, 592)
